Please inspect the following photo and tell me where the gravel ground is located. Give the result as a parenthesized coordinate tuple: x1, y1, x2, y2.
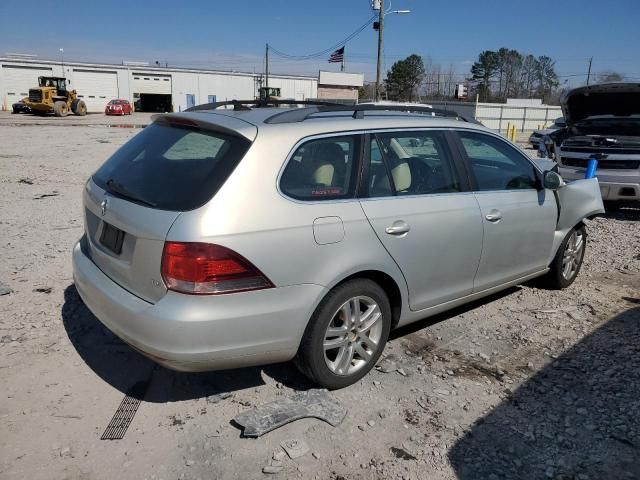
(1, 123, 639, 480)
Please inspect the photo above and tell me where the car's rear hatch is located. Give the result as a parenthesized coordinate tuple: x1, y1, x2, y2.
(82, 113, 257, 303)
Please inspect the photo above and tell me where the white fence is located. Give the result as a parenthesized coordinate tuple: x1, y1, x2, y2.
(427, 100, 562, 133)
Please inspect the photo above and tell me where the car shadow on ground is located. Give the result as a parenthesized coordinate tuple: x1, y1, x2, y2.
(448, 306, 640, 480)
(390, 287, 519, 341)
(602, 204, 640, 222)
(61, 284, 314, 403)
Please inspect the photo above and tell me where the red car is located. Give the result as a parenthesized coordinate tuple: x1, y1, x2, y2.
(105, 99, 132, 115)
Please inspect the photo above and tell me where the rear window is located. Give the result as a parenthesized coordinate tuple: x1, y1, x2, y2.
(92, 122, 251, 211)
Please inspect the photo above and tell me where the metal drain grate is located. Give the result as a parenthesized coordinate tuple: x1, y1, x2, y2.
(101, 381, 149, 440)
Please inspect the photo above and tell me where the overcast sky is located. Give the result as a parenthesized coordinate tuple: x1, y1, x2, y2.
(1, 0, 639, 85)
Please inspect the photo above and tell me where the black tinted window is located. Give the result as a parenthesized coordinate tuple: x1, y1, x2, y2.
(280, 136, 360, 200)
(458, 131, 537, 191)
(92, 122, 250, 211)
(372, 131, 460, 196)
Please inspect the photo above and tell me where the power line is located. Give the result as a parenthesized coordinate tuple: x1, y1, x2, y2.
(269, 15, 377, 60)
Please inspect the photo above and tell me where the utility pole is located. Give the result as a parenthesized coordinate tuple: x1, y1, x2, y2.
(586, 57, 593, 86)
(375, 0, 385, 101)
(265, 43, 269, 92)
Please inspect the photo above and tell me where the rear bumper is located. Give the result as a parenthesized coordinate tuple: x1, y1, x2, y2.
(559, 167, 640, 201)
(72, 239, 326, 371)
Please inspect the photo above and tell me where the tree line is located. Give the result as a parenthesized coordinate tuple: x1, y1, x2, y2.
(359, 50, 627, 104)
(470, 48, 559, 102)
(360, 49, 563, 103)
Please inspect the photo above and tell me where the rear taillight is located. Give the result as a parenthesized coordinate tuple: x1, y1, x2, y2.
(161, 242, 274, 295)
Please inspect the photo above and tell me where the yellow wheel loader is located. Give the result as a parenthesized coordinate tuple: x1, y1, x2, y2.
(23, 77, 87, 117)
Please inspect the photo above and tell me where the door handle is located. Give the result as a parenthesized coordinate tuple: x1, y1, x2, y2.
(485, 210, 503, 222)
(385, 221, 410, 236)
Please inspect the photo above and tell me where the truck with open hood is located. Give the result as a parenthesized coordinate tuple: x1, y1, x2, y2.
(555, 82, 640, 205)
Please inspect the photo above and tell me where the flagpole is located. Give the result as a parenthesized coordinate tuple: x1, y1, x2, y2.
(341, 56, 344, 72)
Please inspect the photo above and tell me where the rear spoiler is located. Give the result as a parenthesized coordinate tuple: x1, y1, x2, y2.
(150, 113, 258, 141)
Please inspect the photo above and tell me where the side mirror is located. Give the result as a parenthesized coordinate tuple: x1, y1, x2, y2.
(543, 170, 563, 190)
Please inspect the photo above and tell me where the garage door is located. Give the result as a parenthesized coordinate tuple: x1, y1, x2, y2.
(2, 65, 52, 105)
(132, 73, 172, 94)
(73, 69, 119, 112)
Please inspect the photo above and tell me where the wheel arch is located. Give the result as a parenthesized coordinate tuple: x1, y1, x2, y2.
(327, 269, 405, 330)
(548, 219, 587, 267)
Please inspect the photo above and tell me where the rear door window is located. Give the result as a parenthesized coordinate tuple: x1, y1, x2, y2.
(369, 130, 461, 196)
(280, 135, 361, 200)
(92, 122, 251, 211)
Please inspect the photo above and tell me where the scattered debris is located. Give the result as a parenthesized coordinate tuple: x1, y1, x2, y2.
(272, 450, 286, 462)
(262, 465, 283, 474)
(281, 438, 310, 459)
(233, 389, 347, 438)
(262, 450, 287, 474)
(376, 356, 398, 373)
(0, 283, 12, 296)
(390, 447, 417, 461)
(397, 368, 408, 376)
(206, 391, 232, 404)
(18, 178, 34, 185)
(33, 287, 52, 294)
(33, 192, 59, 200)
(101, 381, 149, 440)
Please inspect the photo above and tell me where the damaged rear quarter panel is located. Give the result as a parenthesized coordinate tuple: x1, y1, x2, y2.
(549, 178, 605, 263)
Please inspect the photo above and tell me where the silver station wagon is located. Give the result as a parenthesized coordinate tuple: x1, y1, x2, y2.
(72, 102, 604, 389)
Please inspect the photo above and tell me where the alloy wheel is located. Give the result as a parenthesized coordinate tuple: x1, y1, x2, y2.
(562, 229, 584, 280)
(323, 296, 383, 376)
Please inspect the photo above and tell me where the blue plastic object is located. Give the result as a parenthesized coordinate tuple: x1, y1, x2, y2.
(585, 158, 598, 179)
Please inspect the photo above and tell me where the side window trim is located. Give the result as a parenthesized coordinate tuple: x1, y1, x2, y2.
(452, 129, 540, 193)
(443, 130, 473, 193)
(370, 133, 398, 197)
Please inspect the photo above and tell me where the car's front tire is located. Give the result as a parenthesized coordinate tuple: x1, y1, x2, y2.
(295, 279, 391, 389)
(543, 224, 586, 289)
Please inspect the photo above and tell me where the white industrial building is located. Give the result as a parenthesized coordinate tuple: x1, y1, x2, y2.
(0, 57, 329, 113)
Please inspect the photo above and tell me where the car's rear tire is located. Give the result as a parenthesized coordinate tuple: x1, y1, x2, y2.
(295, 279, 391, 389)
(53, 101, 68, 117)
(542, 224, 586, 289)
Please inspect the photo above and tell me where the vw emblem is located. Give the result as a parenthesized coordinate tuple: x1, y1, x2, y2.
(100, 198, 108, 216)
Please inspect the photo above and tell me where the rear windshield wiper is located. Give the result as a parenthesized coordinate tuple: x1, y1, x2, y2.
(105, 179, 157, 208)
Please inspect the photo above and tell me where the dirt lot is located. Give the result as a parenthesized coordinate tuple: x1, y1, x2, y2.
(1, 119, 639, 480)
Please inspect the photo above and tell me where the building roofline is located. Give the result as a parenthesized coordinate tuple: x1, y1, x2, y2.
(0, 57, 318, 81)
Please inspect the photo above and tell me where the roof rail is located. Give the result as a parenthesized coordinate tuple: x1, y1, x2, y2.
(184, 99, 349, 113)
(183, 99, 480, 125)
(265, 103, 477, 124)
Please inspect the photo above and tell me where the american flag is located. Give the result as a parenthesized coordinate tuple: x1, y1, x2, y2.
(328, 47, 345, 63)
